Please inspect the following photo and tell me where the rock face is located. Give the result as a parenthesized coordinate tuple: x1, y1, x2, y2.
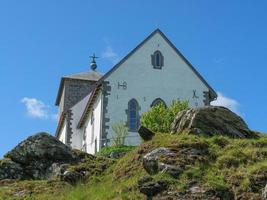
(0, 132, 79, 180)
(171, 106, 258, 138)
(143, 143, 209, 178)
(143, 148, 178, 176)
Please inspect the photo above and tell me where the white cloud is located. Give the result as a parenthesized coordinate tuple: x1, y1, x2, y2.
(102, 45, 119, 64)
(211, 92, 240, 114)
(21, 97, 57, 120)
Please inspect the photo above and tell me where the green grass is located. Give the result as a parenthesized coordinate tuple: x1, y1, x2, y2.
(1, 133, 267, 199)
(97, 145, 136, 156)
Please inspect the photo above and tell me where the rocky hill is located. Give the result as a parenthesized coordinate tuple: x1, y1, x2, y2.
(0, 106, 266, 200)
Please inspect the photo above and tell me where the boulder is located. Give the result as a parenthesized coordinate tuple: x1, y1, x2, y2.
(1, 132, 80, 180)
(0, 158, 26, 180)
(171, 106, 258, 138)
(138, 126, 155, 141)
(143, 144, 209, 178)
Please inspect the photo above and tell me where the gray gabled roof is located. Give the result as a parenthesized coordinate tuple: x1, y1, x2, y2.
(55, 71, 102, 106)
(77, 28, 218, 128)
(64, 71, 102, 81)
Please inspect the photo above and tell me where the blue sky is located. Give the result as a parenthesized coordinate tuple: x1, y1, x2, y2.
(0, 1, 267, 158)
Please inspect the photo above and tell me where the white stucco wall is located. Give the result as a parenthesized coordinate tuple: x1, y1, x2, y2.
(104, 32, 210, 145)
(59, 120, 67, 143)
(84, 93, 102, 154)
(69, 93, 91, 150)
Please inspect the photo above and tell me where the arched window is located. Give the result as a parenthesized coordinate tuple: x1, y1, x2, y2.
(127, 99, 139, 131)
(151, 50, 164, 69)
(151, 98, 167, 108)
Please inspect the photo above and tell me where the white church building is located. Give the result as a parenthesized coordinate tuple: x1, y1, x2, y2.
(55, 29, 217, 154)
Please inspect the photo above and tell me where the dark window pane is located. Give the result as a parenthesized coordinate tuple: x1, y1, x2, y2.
(130, 110, 136, 116)
(156, 53, 160, 66)
(128, 99, 139, 131)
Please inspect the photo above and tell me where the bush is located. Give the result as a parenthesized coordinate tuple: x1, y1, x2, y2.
(141, 100, 188, 132)
(111, 121, 129, 147)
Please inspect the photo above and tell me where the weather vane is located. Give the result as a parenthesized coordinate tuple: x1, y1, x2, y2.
(90, 53, 98, 71)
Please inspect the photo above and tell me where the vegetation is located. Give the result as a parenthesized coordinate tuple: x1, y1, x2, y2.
(97, 145, 135, 156)
(111, 121, 129, 147)
(141, 100, 188, 132)
(1, 133, 266, 200)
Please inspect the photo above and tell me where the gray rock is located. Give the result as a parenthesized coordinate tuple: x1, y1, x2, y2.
(165, 186, 234, 200)
(138, 126, 155, 141)
(262, 184, 267, 200)
(143, 147, 184, 178)
(171, 106, 258, 138)
(137, 176, 166, 197)
(50, 163, 70, 179)
(1, 132, 80, 180)
(143, 145, 209, 178)
(61, 171, 83, 185)
(158, 162, 183, 178)
(0, 158, 25, 180)
(143, 147, 175, 175)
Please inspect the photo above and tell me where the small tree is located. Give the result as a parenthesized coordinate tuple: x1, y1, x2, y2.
(111, 121, 129, 147)
(141, 100, 188, 133)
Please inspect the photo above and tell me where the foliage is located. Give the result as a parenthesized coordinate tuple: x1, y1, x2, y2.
(98, 145, 135, 156)
(141, 99, 188, 132)
(111, 121, 129, 147)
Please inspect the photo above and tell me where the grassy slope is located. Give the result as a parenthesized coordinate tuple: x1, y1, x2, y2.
(0, 133, 267, 200)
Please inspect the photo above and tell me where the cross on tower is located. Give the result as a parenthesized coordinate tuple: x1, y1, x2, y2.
(90, 53, 98, 71)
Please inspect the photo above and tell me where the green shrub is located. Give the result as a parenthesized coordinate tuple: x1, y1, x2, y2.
(111, 121, 129, 147)
(141, 100, 188, 132)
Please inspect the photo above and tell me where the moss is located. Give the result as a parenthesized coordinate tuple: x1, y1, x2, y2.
(66, 155, 114, 180)
(0, 180, 70, 200)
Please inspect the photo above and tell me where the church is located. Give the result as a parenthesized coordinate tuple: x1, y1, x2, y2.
(55, 29, 217, 154)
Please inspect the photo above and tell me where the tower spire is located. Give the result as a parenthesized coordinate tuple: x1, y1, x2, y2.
(90, 53, 98, 71)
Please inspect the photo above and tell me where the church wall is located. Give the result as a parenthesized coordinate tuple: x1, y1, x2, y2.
(59, 119, 67, 144)
(58, 87, 65, 122)
(104, 32, 210, 146)
(84, 93, 102, 154)
(69, 93, 91, 150)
